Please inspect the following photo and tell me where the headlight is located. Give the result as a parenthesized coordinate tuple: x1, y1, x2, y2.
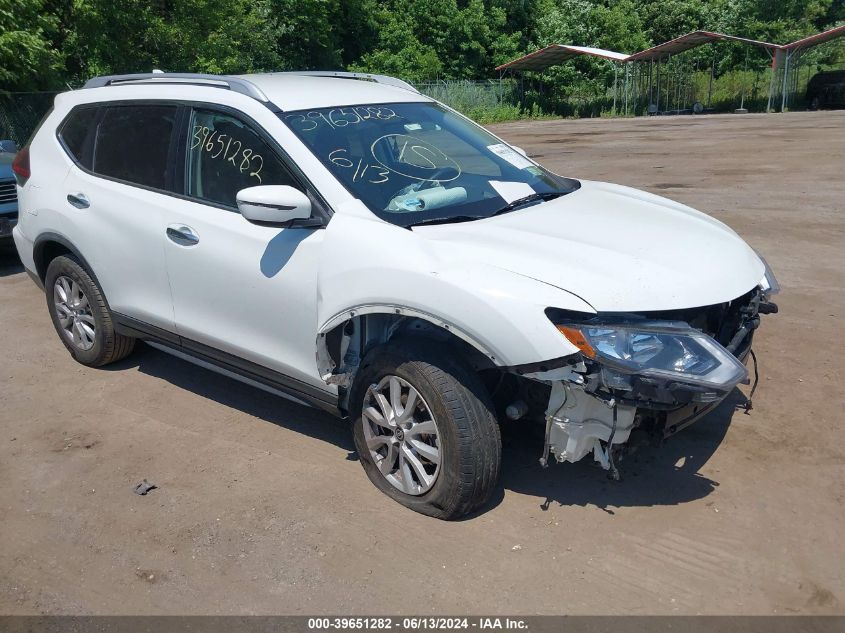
(756, 252, 780, 295)
(556, 321, 748, 391)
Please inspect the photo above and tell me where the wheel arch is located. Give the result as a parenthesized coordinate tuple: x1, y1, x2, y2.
(33, 232, 96, 283)
(316, 305, 500, 413)
(33, 233, 117, 314)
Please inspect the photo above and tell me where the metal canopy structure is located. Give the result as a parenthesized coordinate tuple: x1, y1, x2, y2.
(496, 25, 845, 113)
(784, 24, 845, 51)
(767, 24, 845, 111)
(626, 31, 777, 62)
(495, 30, 782, 71)
(497, 44, 629, 71)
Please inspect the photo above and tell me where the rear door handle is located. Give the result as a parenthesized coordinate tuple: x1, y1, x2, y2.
(66, 193, 90, 209)
(166, 224, 200, 246)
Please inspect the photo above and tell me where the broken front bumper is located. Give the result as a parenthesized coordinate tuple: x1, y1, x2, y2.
(533, 287, 777, 473)
(541, 380, 729, 472)
(542, 381, 636, 469)
(662, 398, 721, 438)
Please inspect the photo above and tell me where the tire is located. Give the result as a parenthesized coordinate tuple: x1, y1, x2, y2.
(44, 255, 135, 367)
(350, 340, 501, 519)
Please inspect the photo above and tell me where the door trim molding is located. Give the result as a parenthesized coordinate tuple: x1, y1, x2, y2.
(113, 312, 340, 415)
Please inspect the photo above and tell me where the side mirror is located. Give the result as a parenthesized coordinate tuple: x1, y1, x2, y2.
(237, 185, 312, 226)
(0, 140, 18, 154)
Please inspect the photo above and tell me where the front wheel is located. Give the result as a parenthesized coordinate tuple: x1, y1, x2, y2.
(351, 342, 501, 519)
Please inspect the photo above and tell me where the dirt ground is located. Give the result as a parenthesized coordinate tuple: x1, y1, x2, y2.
(1, 111, 843, 615)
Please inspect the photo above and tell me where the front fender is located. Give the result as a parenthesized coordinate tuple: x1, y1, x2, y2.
(317, 205, 594, 367)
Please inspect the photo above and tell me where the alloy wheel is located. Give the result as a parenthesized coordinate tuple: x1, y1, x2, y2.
(362, 375, 441, 495)
(53, 275, 96, 351)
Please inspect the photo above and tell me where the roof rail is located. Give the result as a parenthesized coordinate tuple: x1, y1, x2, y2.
(281, 71, 419, 94)
(82, 73, 271, 103)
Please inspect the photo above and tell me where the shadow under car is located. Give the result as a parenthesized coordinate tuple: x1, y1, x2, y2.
(110, 342, 743, 516)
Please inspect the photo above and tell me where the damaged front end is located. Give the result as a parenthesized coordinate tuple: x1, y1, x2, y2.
(517, 286, 779, 476)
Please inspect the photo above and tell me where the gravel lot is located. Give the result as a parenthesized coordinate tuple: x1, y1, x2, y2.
(1, 111, 843, 615)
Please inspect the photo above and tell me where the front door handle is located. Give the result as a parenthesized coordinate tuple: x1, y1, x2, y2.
(67, 193, 90, 209)
(166, 224, 200, 246)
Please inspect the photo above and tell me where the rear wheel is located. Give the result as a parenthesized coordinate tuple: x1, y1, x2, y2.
(45, 255, 135, 367)
(351, 342, 501, 519)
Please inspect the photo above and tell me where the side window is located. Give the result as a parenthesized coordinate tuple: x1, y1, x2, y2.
(94, 104, 178, 190)
(186, 109, 295, 208)
(58, 106, 99, 170)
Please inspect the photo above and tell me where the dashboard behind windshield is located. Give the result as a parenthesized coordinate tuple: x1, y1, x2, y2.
(281, 102, 579, 227)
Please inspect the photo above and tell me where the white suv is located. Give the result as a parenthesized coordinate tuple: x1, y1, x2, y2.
(13, 72, 778, 519)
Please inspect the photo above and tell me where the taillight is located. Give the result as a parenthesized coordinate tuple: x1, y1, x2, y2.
(12, 146, 30, 185)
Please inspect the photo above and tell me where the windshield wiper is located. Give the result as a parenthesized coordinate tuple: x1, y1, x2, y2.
(406, 214, 486, 228)
(406, 191, 570, 229)
(490, 191, 569, 217)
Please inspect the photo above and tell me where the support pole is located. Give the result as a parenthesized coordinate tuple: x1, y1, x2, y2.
(766, 49, 779, 112)
(790, 49, 803, 106)
(498, 70, 504, 105)
(707, 45, 715, 108)
(612, 63, 618, 114)
(781, 50, 791, 112)
(666, 55, 672, 112)
(655, 58, 661, 113)
(648, 59, 654, 110)
(520, 71, 525, 105)
(674, 58, 680, 112)
(624, 63, 629, 116)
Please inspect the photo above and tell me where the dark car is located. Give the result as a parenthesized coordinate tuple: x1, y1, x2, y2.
(0, 140, 19, 249)
(806, 70, 845, 110)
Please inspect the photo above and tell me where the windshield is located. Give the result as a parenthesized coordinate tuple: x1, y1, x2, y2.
(281, 102, 579, 227)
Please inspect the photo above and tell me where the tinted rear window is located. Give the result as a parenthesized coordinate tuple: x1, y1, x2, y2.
(58, 107, 99, 169)
(94, 105, 178, 190)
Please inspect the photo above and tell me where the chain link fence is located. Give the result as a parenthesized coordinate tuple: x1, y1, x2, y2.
(0, 92, 59, 145)
(412, 79, 527, 122)
(2, 57, 843, 141)
(0, 81, 608, 139)
(412, 78, 619, 120)
(413, 79, 516, 107)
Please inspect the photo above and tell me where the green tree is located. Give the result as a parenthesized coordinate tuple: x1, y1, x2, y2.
(268, 0, 345, 70)
(349, 2, 444, 81)
(0, 0, 64, 91)
(65, 0, 282, 81)
(2, 0, 845, 118)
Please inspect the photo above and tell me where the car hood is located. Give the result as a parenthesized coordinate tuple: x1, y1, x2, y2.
(411, 180, 764, 313)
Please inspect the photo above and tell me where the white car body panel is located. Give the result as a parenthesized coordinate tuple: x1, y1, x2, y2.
(62, 167, 177, 329)
(15, 73, 769, 387)
(237, 73, 430, 111)
(12, 72, 779, 497)
(14, 101, 176, 328)
(313, 176, 765, 366)
(411, 180, 765, 313)
(316, 200, 592, 366)
(161, 194, 329, 390)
